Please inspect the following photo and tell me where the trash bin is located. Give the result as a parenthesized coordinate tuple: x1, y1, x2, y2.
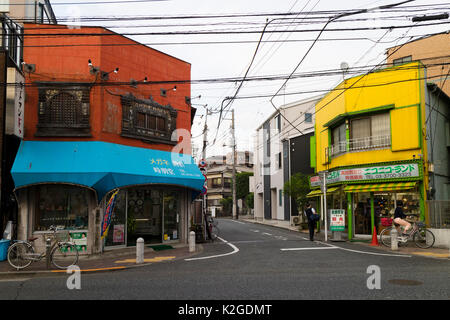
(0, 239, 11, 261)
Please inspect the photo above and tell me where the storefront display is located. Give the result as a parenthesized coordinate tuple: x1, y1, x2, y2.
(103, 187, 182, 247)
(34, 185, 90, 231)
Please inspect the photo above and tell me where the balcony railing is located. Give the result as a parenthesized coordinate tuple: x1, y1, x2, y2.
(1, 14, 23, 69)
(330, 135, 391, 157)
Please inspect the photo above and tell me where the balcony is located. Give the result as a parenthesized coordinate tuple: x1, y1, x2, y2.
(330, 135, 391, 157)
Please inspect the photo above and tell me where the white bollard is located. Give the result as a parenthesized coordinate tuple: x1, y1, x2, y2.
(136, 237, 144, 264)
(391, 227, 398, 251)
(189, 231, 196, 253)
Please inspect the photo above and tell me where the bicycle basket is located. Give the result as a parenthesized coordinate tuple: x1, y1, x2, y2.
(381, 218, 393, 226)
(55, 230, 70, 242)
(417, 221, 426, 228)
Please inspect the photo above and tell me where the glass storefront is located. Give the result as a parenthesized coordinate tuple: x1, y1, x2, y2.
(104, 186, 182, 247)
(34, 185, 90, 231)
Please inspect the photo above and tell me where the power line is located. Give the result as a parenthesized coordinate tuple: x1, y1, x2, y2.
(21, 20, 450, 37)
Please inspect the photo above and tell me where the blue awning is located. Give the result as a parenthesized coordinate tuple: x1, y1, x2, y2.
(11, 141, 205, 202)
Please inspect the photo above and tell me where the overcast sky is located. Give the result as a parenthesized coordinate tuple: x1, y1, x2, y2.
(50, 0, 449, 160)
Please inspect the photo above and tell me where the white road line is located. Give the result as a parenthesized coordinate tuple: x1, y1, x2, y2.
(281, 241, 412, 258)
(185, 237, 239, 261)
(229, 220, 246, 225)
(262, 232, 272, 236)
(281, 247, 339, 251)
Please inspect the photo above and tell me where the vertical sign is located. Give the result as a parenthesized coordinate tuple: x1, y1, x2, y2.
(14, 75, 24, 138)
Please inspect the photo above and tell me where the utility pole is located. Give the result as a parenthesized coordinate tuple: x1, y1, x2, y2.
(231, 109, 237, 220)
(202, 108, 209, 239)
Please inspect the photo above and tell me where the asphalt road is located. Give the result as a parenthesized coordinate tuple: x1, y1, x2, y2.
(0, 218, 449, 302)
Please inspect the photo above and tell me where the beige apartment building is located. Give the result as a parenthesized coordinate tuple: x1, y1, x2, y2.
(386, 31, 450, 96)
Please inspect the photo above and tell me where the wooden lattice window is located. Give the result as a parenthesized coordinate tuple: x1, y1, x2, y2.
(121, 94, 177, 145)
(36, 83, 92, 137)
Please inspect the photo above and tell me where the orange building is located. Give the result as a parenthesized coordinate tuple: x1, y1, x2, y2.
(10, 24, 204, 254)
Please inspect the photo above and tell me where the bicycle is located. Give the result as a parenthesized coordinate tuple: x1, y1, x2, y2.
(379, 221, 435, 249)
(7, 225, 79, 270)
(207, 216, 219, 241)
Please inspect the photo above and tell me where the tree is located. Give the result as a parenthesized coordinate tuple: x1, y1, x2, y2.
(246, 192, 254, 209)
(283, 172, 311, 214)
(235, 172, 253, 200)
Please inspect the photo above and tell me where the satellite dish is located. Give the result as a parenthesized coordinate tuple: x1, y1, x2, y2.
(340, 62, 350, 81)
(340, 62, 349, 73)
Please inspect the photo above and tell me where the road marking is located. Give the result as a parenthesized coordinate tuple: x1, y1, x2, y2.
(281, 247, 339, 251)
(410, 252, 449, 258)
(0, 278, 31, 282)
(262, 232, 272, 236)
(250, 229, 260, 233)
(51, 266, 126, 273)
(230, 220, 246, 225)
(115, 256, 176, 264)
(185, 237, 239, 261)
(281, 242, 412, 258)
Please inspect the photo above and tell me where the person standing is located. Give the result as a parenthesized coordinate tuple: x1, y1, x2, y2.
(305, 203, 317, 241)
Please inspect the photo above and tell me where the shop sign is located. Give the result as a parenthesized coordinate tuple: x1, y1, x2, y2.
(310, 163, 419, 187)
(330, 209, 345, 231)
(70, 232, 87, 253)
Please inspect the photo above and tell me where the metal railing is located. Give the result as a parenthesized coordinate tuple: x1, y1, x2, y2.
(0, 14, 23, 69)
(427, 200, 450, 229)
(330, 135, 391, 157)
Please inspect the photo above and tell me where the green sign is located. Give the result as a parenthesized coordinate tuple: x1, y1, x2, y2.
(330, 209, 345, 231)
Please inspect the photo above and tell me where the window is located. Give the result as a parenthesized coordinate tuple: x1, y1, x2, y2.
(275, 114, 281, 132)
(305, 113, 313, 123)
(393, 56, 412, 66)
(224, 178, 232, 188)
(350, 112, 390, 151)
(121, 94, 177, 145)
(331, 122, 346, 156)
(279, 189, 283, 207)
(277, 152, 282, 169)
(36, 83, 92, 137)
(211, 178, 222, 188)
(34, 185, 90, 231)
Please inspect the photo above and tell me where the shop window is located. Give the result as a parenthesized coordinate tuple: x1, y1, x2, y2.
(34, 185, 90, 232)
(35, 83, 92, 137)
(121, 94, 177, 145)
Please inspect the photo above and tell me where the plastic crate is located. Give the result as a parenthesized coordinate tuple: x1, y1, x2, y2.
(381, 218, 393, 227)
(0, 239, 10, 261)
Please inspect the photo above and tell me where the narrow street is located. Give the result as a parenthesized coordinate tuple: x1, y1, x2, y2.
(1, 218, 448, 301)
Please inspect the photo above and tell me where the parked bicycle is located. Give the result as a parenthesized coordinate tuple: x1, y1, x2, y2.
(206, 215, 219, 241)
(7, 225, 79, 270)
(379, 220, 435, 249)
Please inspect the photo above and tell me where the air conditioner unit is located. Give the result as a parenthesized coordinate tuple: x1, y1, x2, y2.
(290, 216, 301, 226)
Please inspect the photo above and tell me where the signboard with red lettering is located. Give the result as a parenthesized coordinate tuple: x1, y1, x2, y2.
(330, 209, 345, 231)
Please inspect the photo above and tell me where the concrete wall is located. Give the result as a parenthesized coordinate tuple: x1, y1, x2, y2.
(429, 228, 450, 249)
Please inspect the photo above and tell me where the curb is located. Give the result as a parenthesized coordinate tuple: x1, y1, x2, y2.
(0, 244, 204, 278)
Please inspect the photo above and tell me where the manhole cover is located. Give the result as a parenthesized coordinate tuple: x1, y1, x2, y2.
(388, 279, 423, 286)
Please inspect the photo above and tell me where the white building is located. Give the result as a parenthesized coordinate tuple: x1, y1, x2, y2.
(253, 95, 323, 223)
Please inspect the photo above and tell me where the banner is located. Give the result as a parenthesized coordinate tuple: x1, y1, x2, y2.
(101, 189, 120, 240)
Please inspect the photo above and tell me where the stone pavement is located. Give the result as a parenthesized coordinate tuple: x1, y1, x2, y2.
(241, 217, 450, 260)
(0, 243, 203, 278)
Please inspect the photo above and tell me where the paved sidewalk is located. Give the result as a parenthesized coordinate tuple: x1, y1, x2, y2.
(0, 243, 203, 277)
(242, 218, 450, 259)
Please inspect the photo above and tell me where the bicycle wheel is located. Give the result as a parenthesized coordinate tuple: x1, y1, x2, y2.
(51, 242, 79, 269)
(7, 242, 34, 270)
(413, 229, 435, 249)
(379, 227, 392, 247)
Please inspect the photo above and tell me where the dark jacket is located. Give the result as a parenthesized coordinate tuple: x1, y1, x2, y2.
(394, 206, 406, 219)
